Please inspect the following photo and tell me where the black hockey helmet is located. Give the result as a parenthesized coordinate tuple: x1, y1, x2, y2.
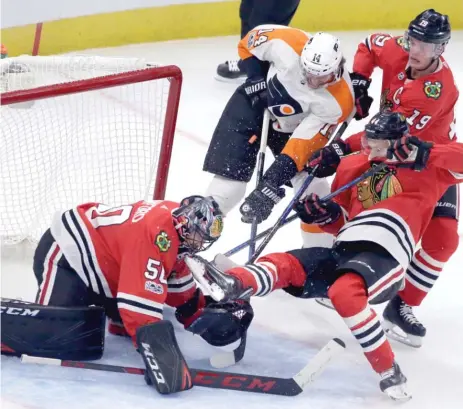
(365, 112, 409, 141)
(173, 195, 223, 253)
(407, 9, 451, 45)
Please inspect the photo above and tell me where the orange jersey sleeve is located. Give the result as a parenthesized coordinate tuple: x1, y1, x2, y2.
(353, 33, 395, 78)
(238, 25, 309, 63)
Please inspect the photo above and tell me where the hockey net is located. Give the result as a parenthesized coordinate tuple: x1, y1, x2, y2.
(0, 55, 182, 248)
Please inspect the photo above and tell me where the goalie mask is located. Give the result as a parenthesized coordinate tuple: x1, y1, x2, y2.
(173, 195, 223, 253)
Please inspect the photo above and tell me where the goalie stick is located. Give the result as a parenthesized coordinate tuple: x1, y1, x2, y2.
(21, 337, 345, 396)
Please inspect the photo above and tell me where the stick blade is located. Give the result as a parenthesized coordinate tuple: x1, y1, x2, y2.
(292, 338, 346, 390)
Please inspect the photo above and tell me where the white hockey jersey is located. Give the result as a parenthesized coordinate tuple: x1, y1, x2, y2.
(238, 25, 355, 170)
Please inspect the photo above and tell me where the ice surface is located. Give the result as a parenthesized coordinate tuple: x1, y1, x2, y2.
(1, 31, 463, 409)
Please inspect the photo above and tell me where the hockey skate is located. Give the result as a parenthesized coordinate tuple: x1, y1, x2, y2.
(185, 254, 252, 302)
(215, 60, 246, 83)
(379, 361, 411, 401)
(382, 295, 426, 348)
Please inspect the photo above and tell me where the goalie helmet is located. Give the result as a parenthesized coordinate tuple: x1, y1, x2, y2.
(300, 32, 343, 88)
(173, 195, 223, 253)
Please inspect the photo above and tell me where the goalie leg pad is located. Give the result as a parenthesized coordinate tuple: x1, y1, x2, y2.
(1, 298, 105, 360)
(136, 320, 193, 394)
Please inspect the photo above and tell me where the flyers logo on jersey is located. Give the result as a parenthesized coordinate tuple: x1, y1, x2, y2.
(155, 231, 171, 252)
(424, 81, 442, 100)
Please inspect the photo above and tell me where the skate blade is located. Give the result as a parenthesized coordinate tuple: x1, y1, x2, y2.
(214, 75, 246, 84)
(315, 298, 335, 310)
(185, 255, 226, 302)
(382, 320, 423, 348)
(384, 384, 412, 402)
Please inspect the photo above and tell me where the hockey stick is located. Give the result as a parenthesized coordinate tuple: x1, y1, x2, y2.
(209, 331, 247, 369)
(21, 337, 345, 396)
(249, 109, 271, 259)
(223, 161, 388, 258)
(248, 120, 351, 263)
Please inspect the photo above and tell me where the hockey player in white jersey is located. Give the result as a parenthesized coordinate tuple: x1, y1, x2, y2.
(203, 26, 356, 248)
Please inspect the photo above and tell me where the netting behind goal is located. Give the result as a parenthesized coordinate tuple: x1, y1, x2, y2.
(1, 55, 182, 247)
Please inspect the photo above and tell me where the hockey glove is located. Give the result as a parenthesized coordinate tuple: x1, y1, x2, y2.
(307, 140, 351, 178)
(350, 72, 373, 120)
(241, 76, 268, 111)
(239, 182, 285, 224)
(294, 193, 342, 226)
(387, 136, 433, 171)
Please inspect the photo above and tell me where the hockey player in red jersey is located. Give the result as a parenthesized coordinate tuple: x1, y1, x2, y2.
(327, 9, 459, 346)
(32, 195, 254, 394)
(201, 112, 463, 401)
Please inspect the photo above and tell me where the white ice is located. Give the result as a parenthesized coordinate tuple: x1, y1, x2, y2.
(1, 31, 463, 409)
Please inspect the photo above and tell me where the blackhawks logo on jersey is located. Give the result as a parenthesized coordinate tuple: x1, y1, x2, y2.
(155, 231, 171, 252)
(423, 81, 442, 100)
(396, 36, 405, 47)
(357, 166, 403, 209)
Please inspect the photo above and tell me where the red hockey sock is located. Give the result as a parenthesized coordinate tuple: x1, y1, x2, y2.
(227, 253, 307, 296)
(400, 217, 459, 306)
(328, 273, 394, 373)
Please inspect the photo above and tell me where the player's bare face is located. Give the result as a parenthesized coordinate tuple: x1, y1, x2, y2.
(406, 37, 439, 70)
(305, 73, 335, 89)
(362, 136, 390, 161)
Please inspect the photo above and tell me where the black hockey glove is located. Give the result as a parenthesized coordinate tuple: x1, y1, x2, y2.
(387, 136, 433, 171)
(350, 72, 373, 120)
(294, 193, 342, 226)
(239, 182, 285, 224)
(242, 76, 268, 111)
(307, 140, 351, 178)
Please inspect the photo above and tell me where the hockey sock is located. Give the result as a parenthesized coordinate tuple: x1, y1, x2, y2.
(400, 217, 458, 306)
(227, 253, 306, 296)
(328, 273, 394, 373)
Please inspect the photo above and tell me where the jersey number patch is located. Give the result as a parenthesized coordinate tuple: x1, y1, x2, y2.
(87, 204, 133, 228)
(144, 258, 167, 284)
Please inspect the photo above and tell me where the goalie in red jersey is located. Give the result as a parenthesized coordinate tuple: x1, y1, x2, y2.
(325, 9, 459, 346)
(200, 112, 463, 401)
(29, 195, 253, 394)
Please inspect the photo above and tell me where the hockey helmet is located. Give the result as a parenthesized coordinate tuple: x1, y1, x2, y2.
(173, 195, 223, 253)
(403, 9, 451, 59)
(362, 112, 409, 158)
(300, 32, 343, 88)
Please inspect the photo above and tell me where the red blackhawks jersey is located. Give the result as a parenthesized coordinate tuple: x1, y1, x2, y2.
(349, 33, 459, 150)
(49, 200, 197, 339)
(324, 143, 463, 269)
